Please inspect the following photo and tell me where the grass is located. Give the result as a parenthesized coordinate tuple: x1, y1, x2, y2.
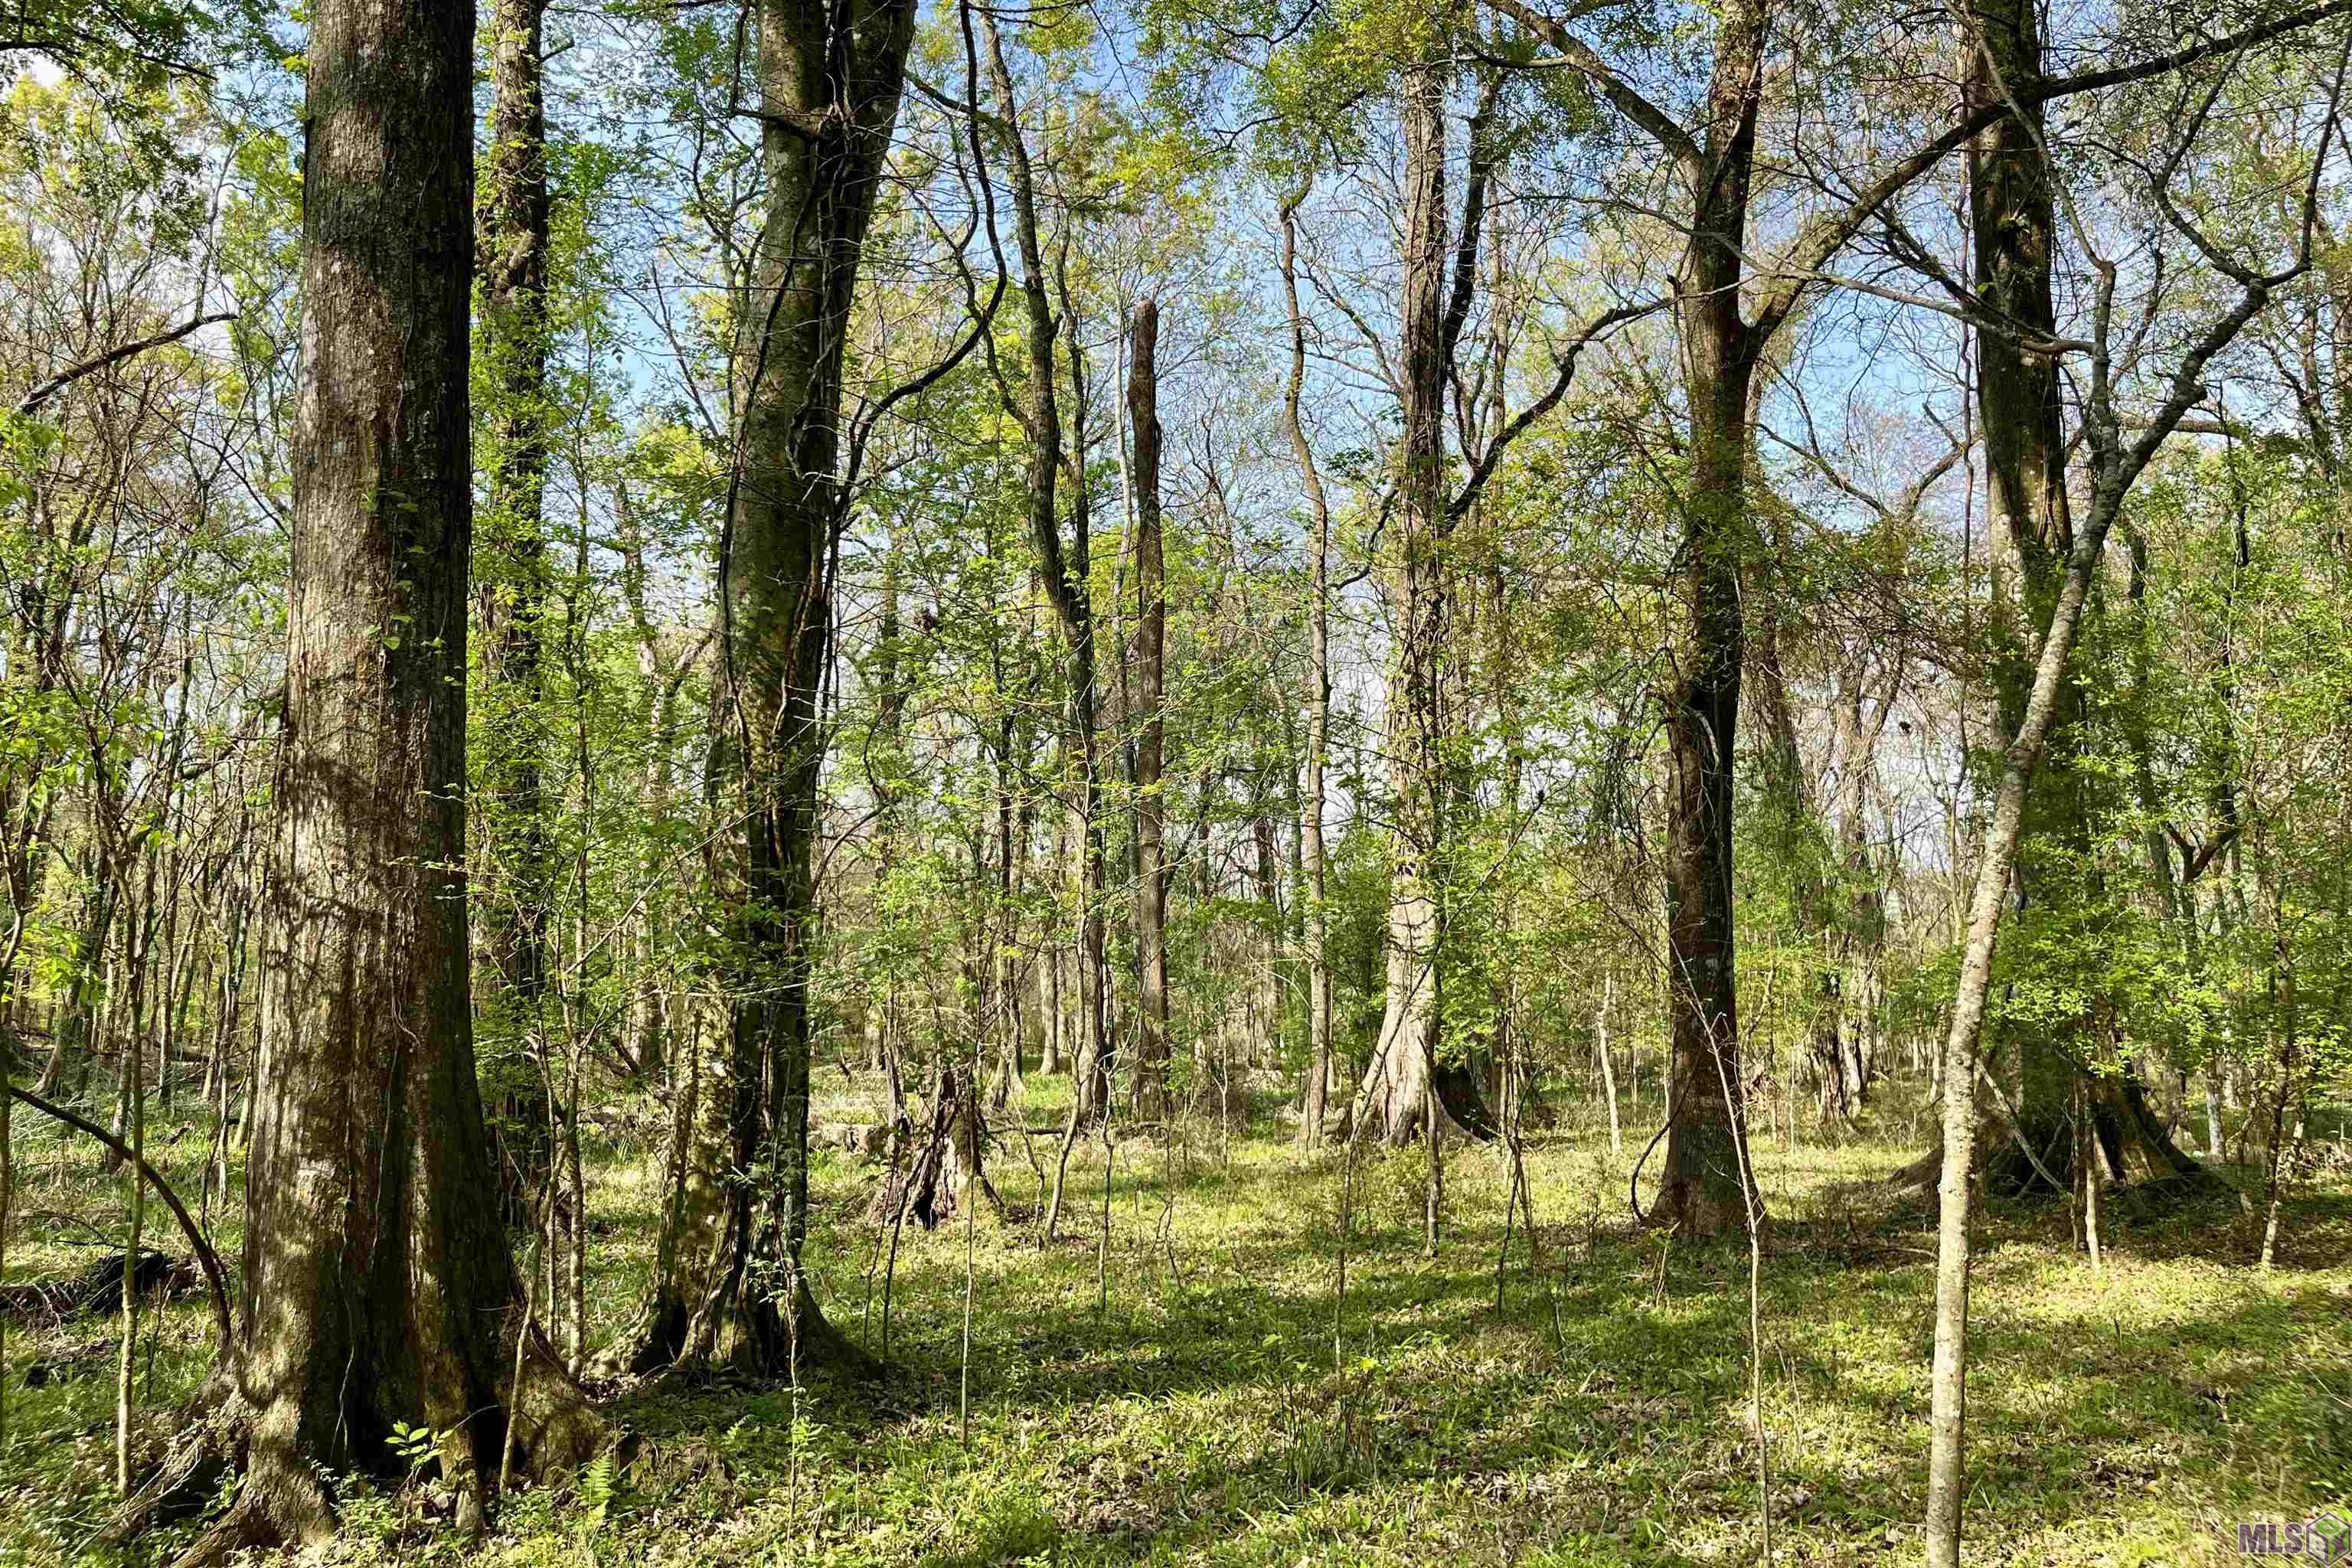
(2, 1071, 2347, 1566)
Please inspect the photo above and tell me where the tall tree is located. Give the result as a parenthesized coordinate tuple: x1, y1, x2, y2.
(1351, 43, 1503, 1145)
(474, 0, 556, 1221)
(625, 0, 919, 1374)
(1279, 186, 1335, 1147)
(1472, 0, 2345, 1230)
(1129, 297, 1171, 1113)
(983, 9, 1113, 1145)
(1922, 28, 2340, 1559)
(195, 0, 601, 1541)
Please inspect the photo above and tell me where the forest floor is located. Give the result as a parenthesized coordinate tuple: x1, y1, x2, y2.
(3, 1074, 2348, 1567)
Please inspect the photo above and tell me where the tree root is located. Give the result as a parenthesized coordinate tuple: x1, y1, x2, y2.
(116, 1329, 617, 1564)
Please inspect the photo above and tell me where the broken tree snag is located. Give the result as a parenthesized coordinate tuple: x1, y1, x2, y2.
(1890, 1055, 2223, 1204)
(869, 1067, 1002, 1230)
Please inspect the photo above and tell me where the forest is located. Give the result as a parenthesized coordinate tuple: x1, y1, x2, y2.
(2, 0, 2350, 1557)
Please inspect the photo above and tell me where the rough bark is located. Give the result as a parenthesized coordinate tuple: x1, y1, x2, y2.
(192, 0, 603, 1542)
(475, 0, 556, 1230)
(1650, 0, 1768, 1236)
(631, 0, 916, 1378)
(1354, 44, 1497, 1147)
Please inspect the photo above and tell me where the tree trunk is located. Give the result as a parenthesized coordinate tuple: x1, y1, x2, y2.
(1922, 470, 2115, 1568)
(985, 9, 1110, 1129)
(1891, 0, 2215, 1207)
(1279, 192, 1334, 1149)
(475, 0, 556, 1230)
(631, 0, 916, 1377)
(211, 0, 602, 1540)
(868, 1065, 1000, 1229)
(1651, 0, 1768, 1236)
(1129, 299, 1170, 1116)
(1599, 972, 1623, 1155)
(1354, 45, 1497, 1148)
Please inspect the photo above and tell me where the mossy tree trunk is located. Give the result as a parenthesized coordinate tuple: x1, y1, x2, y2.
(626, 0, 915, 1377)
(201, 0, 603, 1544)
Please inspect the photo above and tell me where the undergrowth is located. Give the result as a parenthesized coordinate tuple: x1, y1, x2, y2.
(2, 1076, 2346, 1566)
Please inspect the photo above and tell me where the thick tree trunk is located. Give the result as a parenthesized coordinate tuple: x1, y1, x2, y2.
(206, 0, 602, 1544)
(1892, 0, 2214, 1207)
(1129, 299, 1170, 1116)
(1354, 47, 1497, 1148)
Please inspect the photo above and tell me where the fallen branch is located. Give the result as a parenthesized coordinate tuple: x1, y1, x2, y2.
(8, 1085, 233, 1348)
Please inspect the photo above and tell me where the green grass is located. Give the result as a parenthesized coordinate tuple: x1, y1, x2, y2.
(3, 1075, 2347, 1566)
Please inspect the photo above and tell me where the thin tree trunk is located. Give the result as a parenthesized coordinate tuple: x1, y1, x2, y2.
(116, 934, 143, 1495)
(1128, 298, 1170, 1117)
(984, 8, 1110, 1126)
(1924, 498, 2111, 1565)
(1599, 972, 1623, 1156)
(1279, 188, 1334, 1149)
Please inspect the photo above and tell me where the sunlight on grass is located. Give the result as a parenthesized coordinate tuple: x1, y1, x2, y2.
(3, 1076, 2345, 1566)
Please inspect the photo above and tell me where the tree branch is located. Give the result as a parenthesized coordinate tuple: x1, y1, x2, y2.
(15, 312, 235, 416)
(8, 1083, 234, 1351)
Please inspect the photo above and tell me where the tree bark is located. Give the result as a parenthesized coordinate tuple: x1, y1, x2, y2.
(1354, 45, 1497, 1147)
(984, 11, 1111, 1132)
(1279, 193, 1334, 1149)
(1128, 298, 1170, 1116)
(1651, 0, 1768, 1236)
(475, 0, 556, 1228)
(214, 0, 602, 1540)
(1922, 468, 2113, 1568)
(632, 0, 916, 1377)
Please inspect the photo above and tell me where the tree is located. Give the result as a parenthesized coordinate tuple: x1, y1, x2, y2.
(190, 0, 602, 1542)
(1129, 296, 1171, 1114)
(1922, 32, 2344, 1560)
(981, 8, 1114, 1151)
(1279, 185, 1336, 1147)
(626, 0, 917, 1375)
(473, 0, 557, 1221)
